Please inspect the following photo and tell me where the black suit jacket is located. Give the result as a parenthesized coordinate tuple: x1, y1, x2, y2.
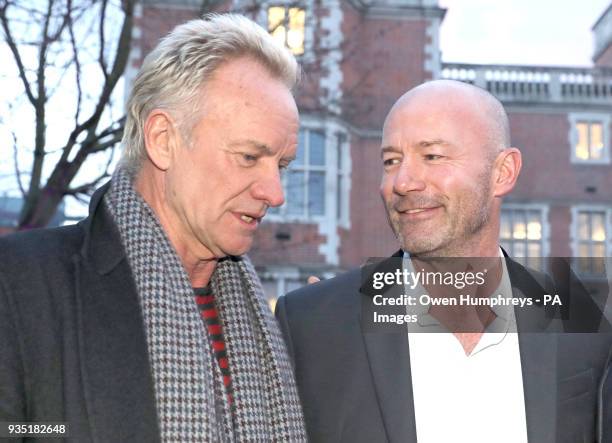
(276, 256, 612, 443)
(0, 184, 161, 442)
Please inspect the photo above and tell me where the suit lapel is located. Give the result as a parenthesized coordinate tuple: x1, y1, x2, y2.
(507, 256, 558, 443)
(361, 253, 416, 442)
(362, 328, 416, 443)
(516, 319, 558, 443)
(75, 185, 160, 443)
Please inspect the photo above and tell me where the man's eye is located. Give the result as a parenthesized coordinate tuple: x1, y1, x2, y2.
(383, 158, 400, 166)
(424, 154, 442, 161)
(240, 153, 258, 165)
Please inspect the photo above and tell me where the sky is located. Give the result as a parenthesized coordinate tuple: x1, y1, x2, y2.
(438, 0, 611, 66)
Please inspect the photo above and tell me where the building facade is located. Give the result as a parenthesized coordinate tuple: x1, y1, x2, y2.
(131, 0, 612, 305)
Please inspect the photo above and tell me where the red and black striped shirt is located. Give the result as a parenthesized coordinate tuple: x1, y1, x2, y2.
(194, 287, 233, 404)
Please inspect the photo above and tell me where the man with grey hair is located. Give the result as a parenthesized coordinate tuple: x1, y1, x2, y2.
(0, 14, 306, 442)
(277, 80, 611, 442)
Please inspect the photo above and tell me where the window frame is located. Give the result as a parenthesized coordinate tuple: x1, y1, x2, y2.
(570, 205, 612, 277)
(500, 203, 550, 268)
(265, 120, 350, 226)
(265, 2, 310, 58)
(569, 112, 611, 165)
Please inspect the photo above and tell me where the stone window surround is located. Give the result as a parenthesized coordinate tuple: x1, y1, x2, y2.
(570, 205, 612, 258)
(500, 203, 550, 259)
(568, 112, 611, 165)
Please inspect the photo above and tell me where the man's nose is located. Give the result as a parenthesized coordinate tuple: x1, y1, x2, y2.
(393, 158, 426, 195)
(251, 168, 285, 207)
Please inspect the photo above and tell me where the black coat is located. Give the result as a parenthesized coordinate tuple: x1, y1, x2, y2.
(0, 184, 161, 442)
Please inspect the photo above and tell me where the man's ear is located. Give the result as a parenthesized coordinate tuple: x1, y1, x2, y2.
(143, 110, 179, 171)
(492, 147, 522, 198)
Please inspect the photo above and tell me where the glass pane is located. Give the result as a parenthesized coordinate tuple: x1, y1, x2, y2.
(308, 171, 325, 216)
(500, 240, 511, 253)
(591, 212, 606, 242)
(513, 216, 526, 240)
(527, 242, 541, 257)
(286, 171, 305, 215)
(527, 255, 542, 271)
(590, 123, 604, 160)
(527, 211, 542, 240)
(500, 213, 511, 239)
(268, 7, 287, 47)
(514, 242, 526, 257)
(287, 8, 305, 55)
(268, 6, 286, 30)
(575, 122, 589, 160)
(576, 256, 590, 274)
(309, 131, 326, 166)
(593, 243, 606, 258)
(578, 213, 589, 240)
(294, 129, 305, 166)
(593, 256, 606, 275)
(578, 242, 589, 257)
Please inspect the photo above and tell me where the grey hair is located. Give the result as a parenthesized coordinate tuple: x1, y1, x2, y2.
(120, 13, 300, 173)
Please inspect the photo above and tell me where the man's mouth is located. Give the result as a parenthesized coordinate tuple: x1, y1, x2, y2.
(395, 206, 443, 221)
(235, 211, 265, 225)
(399, 206, 440, 214)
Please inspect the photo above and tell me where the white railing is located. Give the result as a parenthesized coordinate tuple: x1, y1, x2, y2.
(441, 63, 612, 105)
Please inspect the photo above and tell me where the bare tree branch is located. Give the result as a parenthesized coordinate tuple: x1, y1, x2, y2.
(67, 0, 83, 126)
(10, 130, 26, 197)
(0, 1, 37, 105)
(98, 0, 109, 79)
(66, 143, 117, 196)
(59, 0, 133, 163)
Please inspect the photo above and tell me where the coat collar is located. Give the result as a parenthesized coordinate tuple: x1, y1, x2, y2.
(79, 181, 125, 275)
(74, 182, 161, 442)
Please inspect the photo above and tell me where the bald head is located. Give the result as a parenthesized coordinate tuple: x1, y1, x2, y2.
(379, 79, 522, 257)
(385, 80, 510, 160)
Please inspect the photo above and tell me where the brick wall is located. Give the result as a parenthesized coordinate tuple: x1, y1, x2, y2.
(595, 44, 612, 68)
(509, 112, 612, 202)
(339, 135, 398, 268)
(248, 222, 326, 266)
(340, 4, 430, 129)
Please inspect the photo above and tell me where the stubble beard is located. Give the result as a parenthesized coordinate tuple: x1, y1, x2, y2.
(389, 176, 493, 258)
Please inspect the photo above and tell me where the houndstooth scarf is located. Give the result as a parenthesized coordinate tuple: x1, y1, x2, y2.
(104, 168, 307, 442)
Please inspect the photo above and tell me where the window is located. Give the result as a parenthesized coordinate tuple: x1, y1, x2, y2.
(261, 274, 304, 312)
(270, 128, 326, 219)
(260, 267, 338, 311)
(500, 206, 547, 269)
(573, 209, 609, 276)
(266, 122, 350, 233)
(336, 132, 349, 224)
(268, 5, 305, 55)
(569, 113, 610, 164)
(576, 122, 604, 161)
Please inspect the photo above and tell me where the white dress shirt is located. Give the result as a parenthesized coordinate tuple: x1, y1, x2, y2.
(404, 250, 528, 443)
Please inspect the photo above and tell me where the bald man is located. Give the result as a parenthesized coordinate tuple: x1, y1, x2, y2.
(276, 80, 611, 443)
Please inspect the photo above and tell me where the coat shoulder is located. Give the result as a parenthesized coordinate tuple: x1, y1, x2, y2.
(0, 224, 84, 275)
(283, 268, 362, 304)
(278, 268, 364, 329)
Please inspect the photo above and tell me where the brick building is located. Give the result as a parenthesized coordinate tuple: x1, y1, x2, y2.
(130, 0, 612, 305)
